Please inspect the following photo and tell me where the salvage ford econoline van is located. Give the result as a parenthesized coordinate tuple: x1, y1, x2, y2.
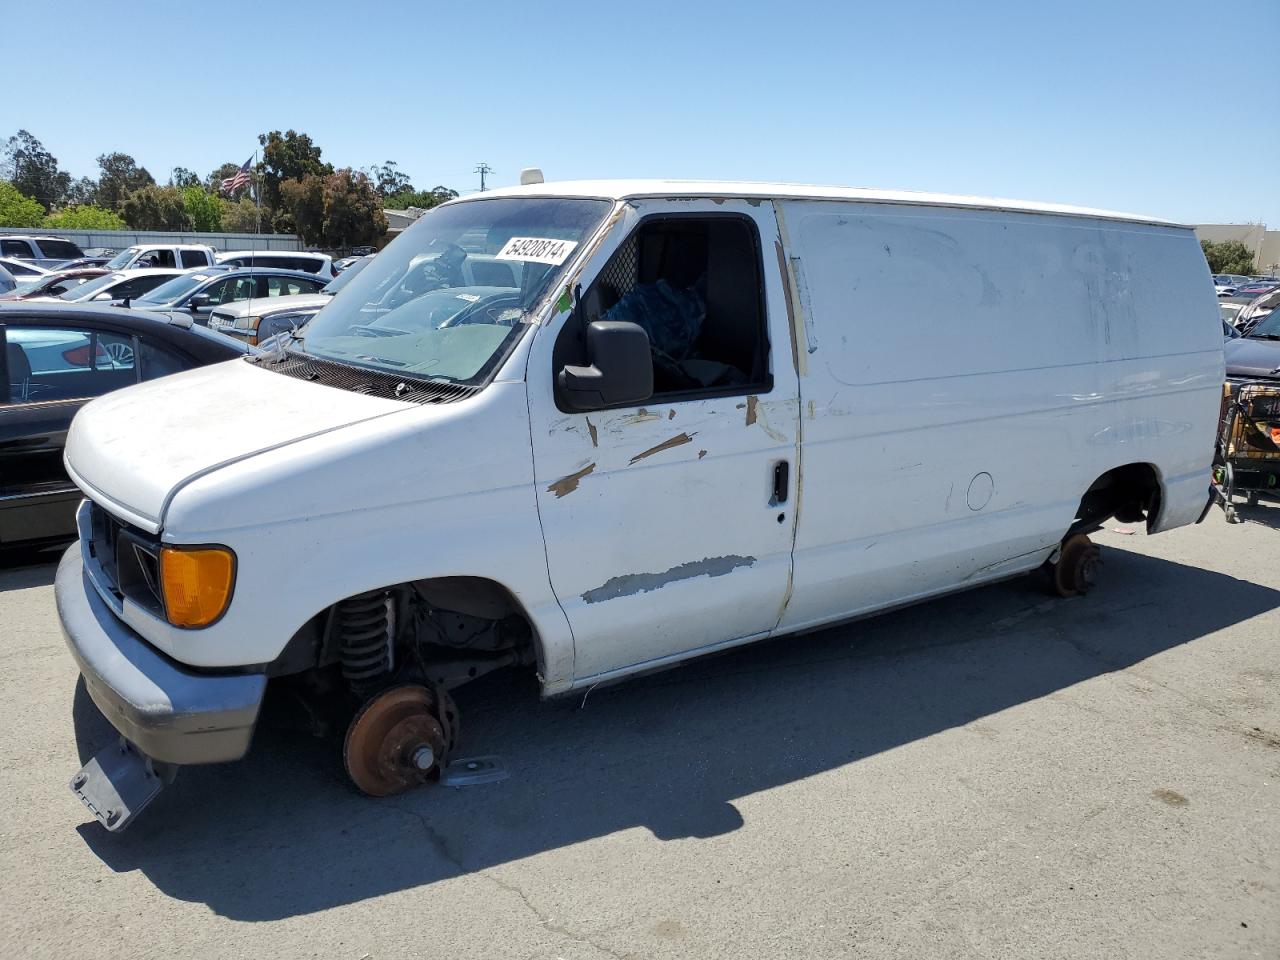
(56, 181, 1223, 829)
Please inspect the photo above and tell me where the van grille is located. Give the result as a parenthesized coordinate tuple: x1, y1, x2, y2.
(86, 502, 164, 616)
(247, 351, 480, 404)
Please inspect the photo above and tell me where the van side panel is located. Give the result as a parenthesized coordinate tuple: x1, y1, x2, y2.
(776, 200, 1222, 634)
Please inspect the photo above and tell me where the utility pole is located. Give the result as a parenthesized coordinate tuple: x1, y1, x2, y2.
(474, 163, 493, 192)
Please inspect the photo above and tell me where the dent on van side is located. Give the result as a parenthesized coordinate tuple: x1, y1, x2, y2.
(55, 181, 1223, 830)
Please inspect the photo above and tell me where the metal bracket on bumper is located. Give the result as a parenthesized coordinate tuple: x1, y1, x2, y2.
(70, 738, 178, 832)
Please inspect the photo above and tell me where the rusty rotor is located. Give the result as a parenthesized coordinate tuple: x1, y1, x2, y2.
(1053, 534, 1101, 598)
(343, 685, 454, 797)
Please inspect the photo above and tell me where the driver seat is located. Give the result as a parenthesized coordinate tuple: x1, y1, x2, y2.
(7, 342, 32, 401)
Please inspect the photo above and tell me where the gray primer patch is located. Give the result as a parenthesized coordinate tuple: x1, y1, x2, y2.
(582, 555, 756, 604)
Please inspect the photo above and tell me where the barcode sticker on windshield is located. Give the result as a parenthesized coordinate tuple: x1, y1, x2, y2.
(495, 237, 578, 266)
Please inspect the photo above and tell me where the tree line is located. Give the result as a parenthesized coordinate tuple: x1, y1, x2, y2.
(0, 130, 457, 249)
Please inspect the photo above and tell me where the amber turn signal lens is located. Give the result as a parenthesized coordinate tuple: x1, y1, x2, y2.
(160, 546, 235, 628)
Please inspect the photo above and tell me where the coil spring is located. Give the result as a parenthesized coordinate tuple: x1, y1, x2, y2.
(337, 591, 395, 683)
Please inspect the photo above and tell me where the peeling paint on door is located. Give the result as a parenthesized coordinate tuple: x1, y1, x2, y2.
(582, 555, 757, 603)
(585, 417, 598, 448)
(745, 395, 758, 426)
(547, 463, 595, 498)
(629, 432, 695, 465)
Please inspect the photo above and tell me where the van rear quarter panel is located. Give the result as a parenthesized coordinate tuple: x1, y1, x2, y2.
(776, 200, 1222, 633)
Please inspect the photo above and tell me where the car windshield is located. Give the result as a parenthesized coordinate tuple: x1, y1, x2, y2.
(60, 272, 124, 300)
(321, 256, 371, 294)
(104, 247, 144, 269)
(135, 272, 212, 305)
(299, 198, 611, 383)
(1248, 308, 1280, 338)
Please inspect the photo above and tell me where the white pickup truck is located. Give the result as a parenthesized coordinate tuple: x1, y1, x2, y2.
(102, 244, 216, 271)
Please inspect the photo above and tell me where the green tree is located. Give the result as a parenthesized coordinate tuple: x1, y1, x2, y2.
(323, 169, 388, 248)
(170, 167, 201, 189)
(65, 176, 98, 206)
(121, 185, 192, 230)
(258, 130, 331, 214)
(44, 204, 127, 230)
(221, 197, 266, 233)
(383, 185, 458, 210)
(1, 130, 71, 211)
(95, 152, 155, 211)
(0, 180, 46, 227)
(1202, 239, 1257, 275)
(182, 186, 223, 232)
(279, 173, 326, 245)
(370, 160, 413, 199)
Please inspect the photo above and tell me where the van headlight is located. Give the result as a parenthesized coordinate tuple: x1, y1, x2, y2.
(160, 546, 236, 628)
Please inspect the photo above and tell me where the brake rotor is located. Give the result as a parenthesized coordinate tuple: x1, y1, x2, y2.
(1053, 534, 1101, 598)
(343, 685, 449, 797)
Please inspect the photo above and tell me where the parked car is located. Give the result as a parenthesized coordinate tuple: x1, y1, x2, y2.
(333, 255, 364, 272)
(0, 267, 109, 302)
(53, 180, 1222, 831)
(1236, 290, 1280, 333)
(55, 257, 112, 270)
(0, 256, 50, 280)
(206, 255, 372, 345)
(38, 269, 186, 305)
(0, 235, 85, 269)
(1224, 307, 1280, 379)
(132, 267, 328, 325)
(103, 244, 216, 271)
(215, 250, 335, 277)
(1232, 281, 1280, 299)
(0, 263, 14, 296)
(0, 302, 248, 553)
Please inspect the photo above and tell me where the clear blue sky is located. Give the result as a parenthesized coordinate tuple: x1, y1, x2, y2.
(7, 0, 1278, 224)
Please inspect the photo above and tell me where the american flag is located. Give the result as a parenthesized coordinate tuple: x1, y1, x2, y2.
(221, 155, 253, 195)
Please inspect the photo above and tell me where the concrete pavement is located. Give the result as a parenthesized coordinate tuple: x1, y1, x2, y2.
(0, 505, 1277, 959)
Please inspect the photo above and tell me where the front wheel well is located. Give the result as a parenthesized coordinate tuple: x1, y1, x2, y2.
(270, 576, 543, 690)
(1070, 463, 1162, 535)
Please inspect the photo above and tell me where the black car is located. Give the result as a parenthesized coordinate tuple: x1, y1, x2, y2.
(0, 303, 248, 551)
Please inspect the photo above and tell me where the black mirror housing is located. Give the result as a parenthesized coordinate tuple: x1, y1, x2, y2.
(189, 293, 211, 311)
(558, 320, 653, 411)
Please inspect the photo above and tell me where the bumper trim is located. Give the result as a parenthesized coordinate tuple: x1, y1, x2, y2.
(57, 542, 265, 765)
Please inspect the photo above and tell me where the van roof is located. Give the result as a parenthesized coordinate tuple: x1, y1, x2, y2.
(461, 179, 1181, 228)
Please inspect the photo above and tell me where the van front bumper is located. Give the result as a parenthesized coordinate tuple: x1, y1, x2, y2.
(56, 542, 266, 765)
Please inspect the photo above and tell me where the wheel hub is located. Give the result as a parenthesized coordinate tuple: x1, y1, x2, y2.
(343, 685, 453, 797)
(1053, 534, 1101, 598)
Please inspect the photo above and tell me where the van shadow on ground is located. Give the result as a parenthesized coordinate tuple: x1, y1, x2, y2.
(74, 543, 1280, 922)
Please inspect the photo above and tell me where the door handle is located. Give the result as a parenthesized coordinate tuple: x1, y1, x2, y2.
(771, 460, 790, 506)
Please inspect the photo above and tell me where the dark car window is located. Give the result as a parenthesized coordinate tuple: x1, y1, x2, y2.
(115, 274, 175, 301)
(4, 326, 137, 403)
(266, 275, 325, 296)
(138, 339, 189, 379)
(180, 250, 209, 268)
(1, 239, 32, 258)
(34, 239, 84, 260)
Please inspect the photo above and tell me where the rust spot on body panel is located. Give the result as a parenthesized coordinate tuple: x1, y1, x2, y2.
(629, 432, 695, 465)
(698, 449, 707, 459)
(668, 409, 676, 419)
(547, 463, 595, 498)
(586, 417, 598, 447)
(745, 395, 758, 425)
(619, 408, 662, 426)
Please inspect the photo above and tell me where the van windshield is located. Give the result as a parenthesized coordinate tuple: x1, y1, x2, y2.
(298, 197, 611, 383)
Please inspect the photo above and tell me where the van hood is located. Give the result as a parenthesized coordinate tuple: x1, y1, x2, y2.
(65, 357, 409, 533)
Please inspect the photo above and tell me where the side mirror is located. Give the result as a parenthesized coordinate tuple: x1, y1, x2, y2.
(558, 320, 653, 411)
(188, 293, 211, 311)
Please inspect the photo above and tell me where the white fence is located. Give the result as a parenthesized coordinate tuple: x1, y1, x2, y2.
(0, 227, 302, 252)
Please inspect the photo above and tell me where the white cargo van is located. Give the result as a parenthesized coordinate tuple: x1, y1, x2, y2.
(56, 181, 1222, 829)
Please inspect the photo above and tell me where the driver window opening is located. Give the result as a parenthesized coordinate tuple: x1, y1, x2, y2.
(571, 215, 770, 398)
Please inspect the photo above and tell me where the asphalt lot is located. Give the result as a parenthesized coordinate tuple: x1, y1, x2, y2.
(1, 506, 1277, 959)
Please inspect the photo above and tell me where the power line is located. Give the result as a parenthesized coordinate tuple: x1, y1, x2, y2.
(474, 163, 493, 192)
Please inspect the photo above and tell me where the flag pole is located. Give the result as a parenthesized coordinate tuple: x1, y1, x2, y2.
(253, 149, 261, 239)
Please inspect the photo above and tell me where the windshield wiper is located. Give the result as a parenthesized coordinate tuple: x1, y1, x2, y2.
(1247, 333, 1280, 340)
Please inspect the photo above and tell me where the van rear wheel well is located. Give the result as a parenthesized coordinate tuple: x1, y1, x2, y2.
(1070, 463, 1161, 535)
